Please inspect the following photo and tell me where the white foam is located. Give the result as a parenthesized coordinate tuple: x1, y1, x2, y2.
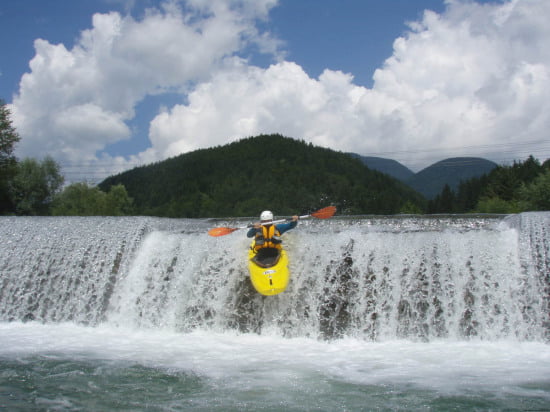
(1, 322, 549, 395)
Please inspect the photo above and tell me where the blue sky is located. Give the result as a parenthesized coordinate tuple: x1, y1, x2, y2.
(1, 0, 549, 183)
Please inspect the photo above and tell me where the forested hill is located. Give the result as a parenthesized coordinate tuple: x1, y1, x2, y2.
(407, 157, 498, 199)
(99, 134, 425, 218)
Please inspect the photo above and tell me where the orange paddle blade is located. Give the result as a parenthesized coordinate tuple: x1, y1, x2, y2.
(208, 227, 240, 237)
(311, 206, 336, 219)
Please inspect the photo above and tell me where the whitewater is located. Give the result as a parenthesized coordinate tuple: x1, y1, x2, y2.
(1, 214, 549, 411)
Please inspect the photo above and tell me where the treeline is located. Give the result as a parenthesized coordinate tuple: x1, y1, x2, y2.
(1, 156, 133, 216)
(0, 100, 133, 216)
(99, 134, 426, 217)
(3, 98, 548, 217)
(428, 155, 550, 213)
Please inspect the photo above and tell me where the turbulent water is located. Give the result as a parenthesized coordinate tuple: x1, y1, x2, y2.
(0, 213, 549, 411)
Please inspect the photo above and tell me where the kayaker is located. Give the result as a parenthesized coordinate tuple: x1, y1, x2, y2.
(247, 210, 299, 252)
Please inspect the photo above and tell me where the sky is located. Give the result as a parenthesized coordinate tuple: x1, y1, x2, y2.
(1, 0, 549, 183)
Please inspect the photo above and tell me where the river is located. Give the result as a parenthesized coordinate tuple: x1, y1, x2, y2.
(1, 214, 549, 411)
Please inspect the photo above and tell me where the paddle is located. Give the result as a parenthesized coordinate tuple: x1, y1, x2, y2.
(208, 206, 336, 237)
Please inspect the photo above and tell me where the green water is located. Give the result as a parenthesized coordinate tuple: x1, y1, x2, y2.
(2, 357, 549, 411)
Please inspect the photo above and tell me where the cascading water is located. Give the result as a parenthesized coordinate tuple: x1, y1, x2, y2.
(1, 213, 549, 411)
(1, 213, 548, 341)
(1, 216, 151, 324)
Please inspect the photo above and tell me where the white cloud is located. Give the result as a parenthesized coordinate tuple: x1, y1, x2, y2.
(10, 0, 550, 180)
(146, 0, 550, 168)
(11, 0, 280, 172)
(148, 0, 550, 170)
(373, 0, 550, 166)
(148, 61, 327, 155)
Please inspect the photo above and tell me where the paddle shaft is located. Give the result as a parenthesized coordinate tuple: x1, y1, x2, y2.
(208, 206, 336, 236)
(261, 214, 309, 226)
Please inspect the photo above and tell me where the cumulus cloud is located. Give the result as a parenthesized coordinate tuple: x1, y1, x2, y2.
(10, 0, 550, 180)
(370, 0, 550, 165)
(146, 0, 550, 170)
(11, 0, 280, 169)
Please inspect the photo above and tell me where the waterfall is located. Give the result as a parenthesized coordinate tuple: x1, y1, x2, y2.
(1, 213, 548, 342)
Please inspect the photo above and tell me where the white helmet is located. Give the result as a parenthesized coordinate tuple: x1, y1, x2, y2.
(260, 210, 273, 221)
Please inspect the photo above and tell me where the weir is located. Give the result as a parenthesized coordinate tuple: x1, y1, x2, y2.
(0, 213, 548, 342)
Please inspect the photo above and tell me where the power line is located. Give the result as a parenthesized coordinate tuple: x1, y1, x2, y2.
(57, 147, 549, 170)
(53, 139, 549, 182)
(58, 154, 549, 174)
(368, 139, 550, 157)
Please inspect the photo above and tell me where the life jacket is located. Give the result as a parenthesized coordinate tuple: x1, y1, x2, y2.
(253, 224, 282, 251)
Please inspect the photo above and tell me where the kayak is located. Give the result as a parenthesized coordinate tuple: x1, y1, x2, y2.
(248, 244, 290, 296)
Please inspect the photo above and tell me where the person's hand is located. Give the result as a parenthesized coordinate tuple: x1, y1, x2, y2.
(254, 222, 261, 229)
(292, 215, 299, 222)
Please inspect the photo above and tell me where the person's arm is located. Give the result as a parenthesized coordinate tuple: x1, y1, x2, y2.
(247, 223, 261, 238)
(276, 216, 298, 235)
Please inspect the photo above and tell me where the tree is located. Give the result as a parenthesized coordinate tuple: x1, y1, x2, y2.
(475, 196, 524, 214)
(429, 155, 549, 213)
(428, 184, 455, 213)
(519, 169, 550, 211)
(104, 184, 133, 215)
(0, 99, 21, 213)
(438, 184, 455, 212)
(399, 200, 423, 214)
(9, 157, 64, 215)
(51, 182, 106, 216)
(51, 182, 133, 216)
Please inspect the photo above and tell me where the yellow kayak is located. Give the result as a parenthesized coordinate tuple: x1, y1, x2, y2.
(248, 244, 290, 296)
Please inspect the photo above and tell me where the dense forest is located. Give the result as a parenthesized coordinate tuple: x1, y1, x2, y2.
(99, 134, 426, 217)
(429, 155, 550, 213)
(99, 134, 549, 217)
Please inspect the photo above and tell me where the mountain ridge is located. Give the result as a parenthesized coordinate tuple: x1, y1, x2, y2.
(99, 134, 425, 217)
(347, 154, 415, 182)
(351, 154, 498, 199)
